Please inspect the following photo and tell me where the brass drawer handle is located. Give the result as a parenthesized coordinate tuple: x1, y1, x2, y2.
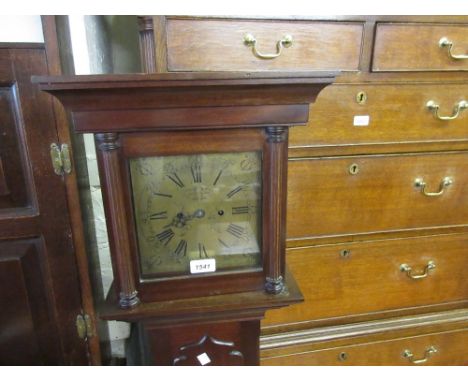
(243, 33, 293, 59)
(403, 346, 437, 364)
(439, 37, 468, 60)
(414, 177, 453, 197)
(400, 261, 436, 280)
(426, 100, 468, 121)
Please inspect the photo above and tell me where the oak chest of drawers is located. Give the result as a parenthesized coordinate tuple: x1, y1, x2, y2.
(138, 15, 468, 365)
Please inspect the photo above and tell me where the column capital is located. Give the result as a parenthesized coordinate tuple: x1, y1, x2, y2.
(265, 126, 288, 143)
(95, 133, 120, 151)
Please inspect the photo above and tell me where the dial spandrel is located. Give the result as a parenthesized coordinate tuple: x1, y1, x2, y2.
(129, 151, 262, 278)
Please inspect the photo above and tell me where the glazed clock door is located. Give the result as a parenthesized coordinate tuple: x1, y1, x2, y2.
(129, 151, 263, 278)
(0, 45, 88, 365)
(112, 129, 268, 301)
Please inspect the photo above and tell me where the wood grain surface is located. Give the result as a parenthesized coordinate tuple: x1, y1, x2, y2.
(373, 23, 468, 71)
(261, 328, 468, 365)
(287, 152, 468, 240)
(263, 233, 468, 327)
(165, 18, 363, 72)
(290, 83, 468, 149)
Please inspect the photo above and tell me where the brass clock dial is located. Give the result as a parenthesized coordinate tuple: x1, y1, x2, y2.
(129, 151, 262, 278)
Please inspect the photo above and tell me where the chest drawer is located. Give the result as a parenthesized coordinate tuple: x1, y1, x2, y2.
(263, 234, 468, 328)
(289, 83, 468, 149)
(164, 18, 363, 72)
(261, 328, 468, 365)
(287, 152, 468, 241)
(373, 23, 468, 72)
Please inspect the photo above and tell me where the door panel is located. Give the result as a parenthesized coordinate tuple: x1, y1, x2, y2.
(0, 239, 61, 365)
(0, 85, 31, 209)
(0, 45, 88, 365)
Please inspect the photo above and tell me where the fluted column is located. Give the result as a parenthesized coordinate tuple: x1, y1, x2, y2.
(263, 126, 289, 294)
(95, 133, 140, 308)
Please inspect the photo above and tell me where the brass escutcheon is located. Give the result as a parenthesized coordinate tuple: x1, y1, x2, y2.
(340, 249, 351, 259)
(338, 352, 348, 361)
(356, 91, 367, 105)
(349, 163, 359, 175)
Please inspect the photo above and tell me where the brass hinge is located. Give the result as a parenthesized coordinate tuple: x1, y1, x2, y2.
(76, 314, 94, 340)
(50, 143, 72, 175)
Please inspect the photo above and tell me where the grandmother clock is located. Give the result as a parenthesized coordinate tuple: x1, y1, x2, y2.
(34, 72, 335, 365)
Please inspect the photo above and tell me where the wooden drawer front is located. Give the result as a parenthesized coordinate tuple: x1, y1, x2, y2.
(289, 83, 468, 149)
(373, 23, 468, 71)
(263, 234, 468, 327)
(287, 152, 468, 240)
(261, 329, 468, 365)
(165, 18, 363, 72)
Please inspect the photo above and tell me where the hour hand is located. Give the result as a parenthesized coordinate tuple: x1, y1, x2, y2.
(181, 209, 206, 221)
(164, 212, 188, 228)
(163, 209, 205, 228)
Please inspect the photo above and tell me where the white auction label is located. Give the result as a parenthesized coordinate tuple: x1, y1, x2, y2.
(190, 258, 216, 274)
(353, 115, 370, 126)
(197, 352, 211, 366)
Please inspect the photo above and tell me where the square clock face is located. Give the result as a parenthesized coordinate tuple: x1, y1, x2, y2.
(129, 151, 262, 278)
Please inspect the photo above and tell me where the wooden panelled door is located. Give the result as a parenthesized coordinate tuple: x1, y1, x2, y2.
(0, 44, 89, 365)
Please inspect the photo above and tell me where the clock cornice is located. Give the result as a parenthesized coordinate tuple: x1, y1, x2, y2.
(32, 72, 337, 133)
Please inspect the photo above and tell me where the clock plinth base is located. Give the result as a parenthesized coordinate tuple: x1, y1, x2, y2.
(101, 268, 303, 366)
(129, 319, 260, 366)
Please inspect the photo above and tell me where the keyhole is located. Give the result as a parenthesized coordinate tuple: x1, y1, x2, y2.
(356, 91, 367, 105)
(340, 249, 351, 259)
(338, 352, 348, 361)
(349, 163, 359, 175)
